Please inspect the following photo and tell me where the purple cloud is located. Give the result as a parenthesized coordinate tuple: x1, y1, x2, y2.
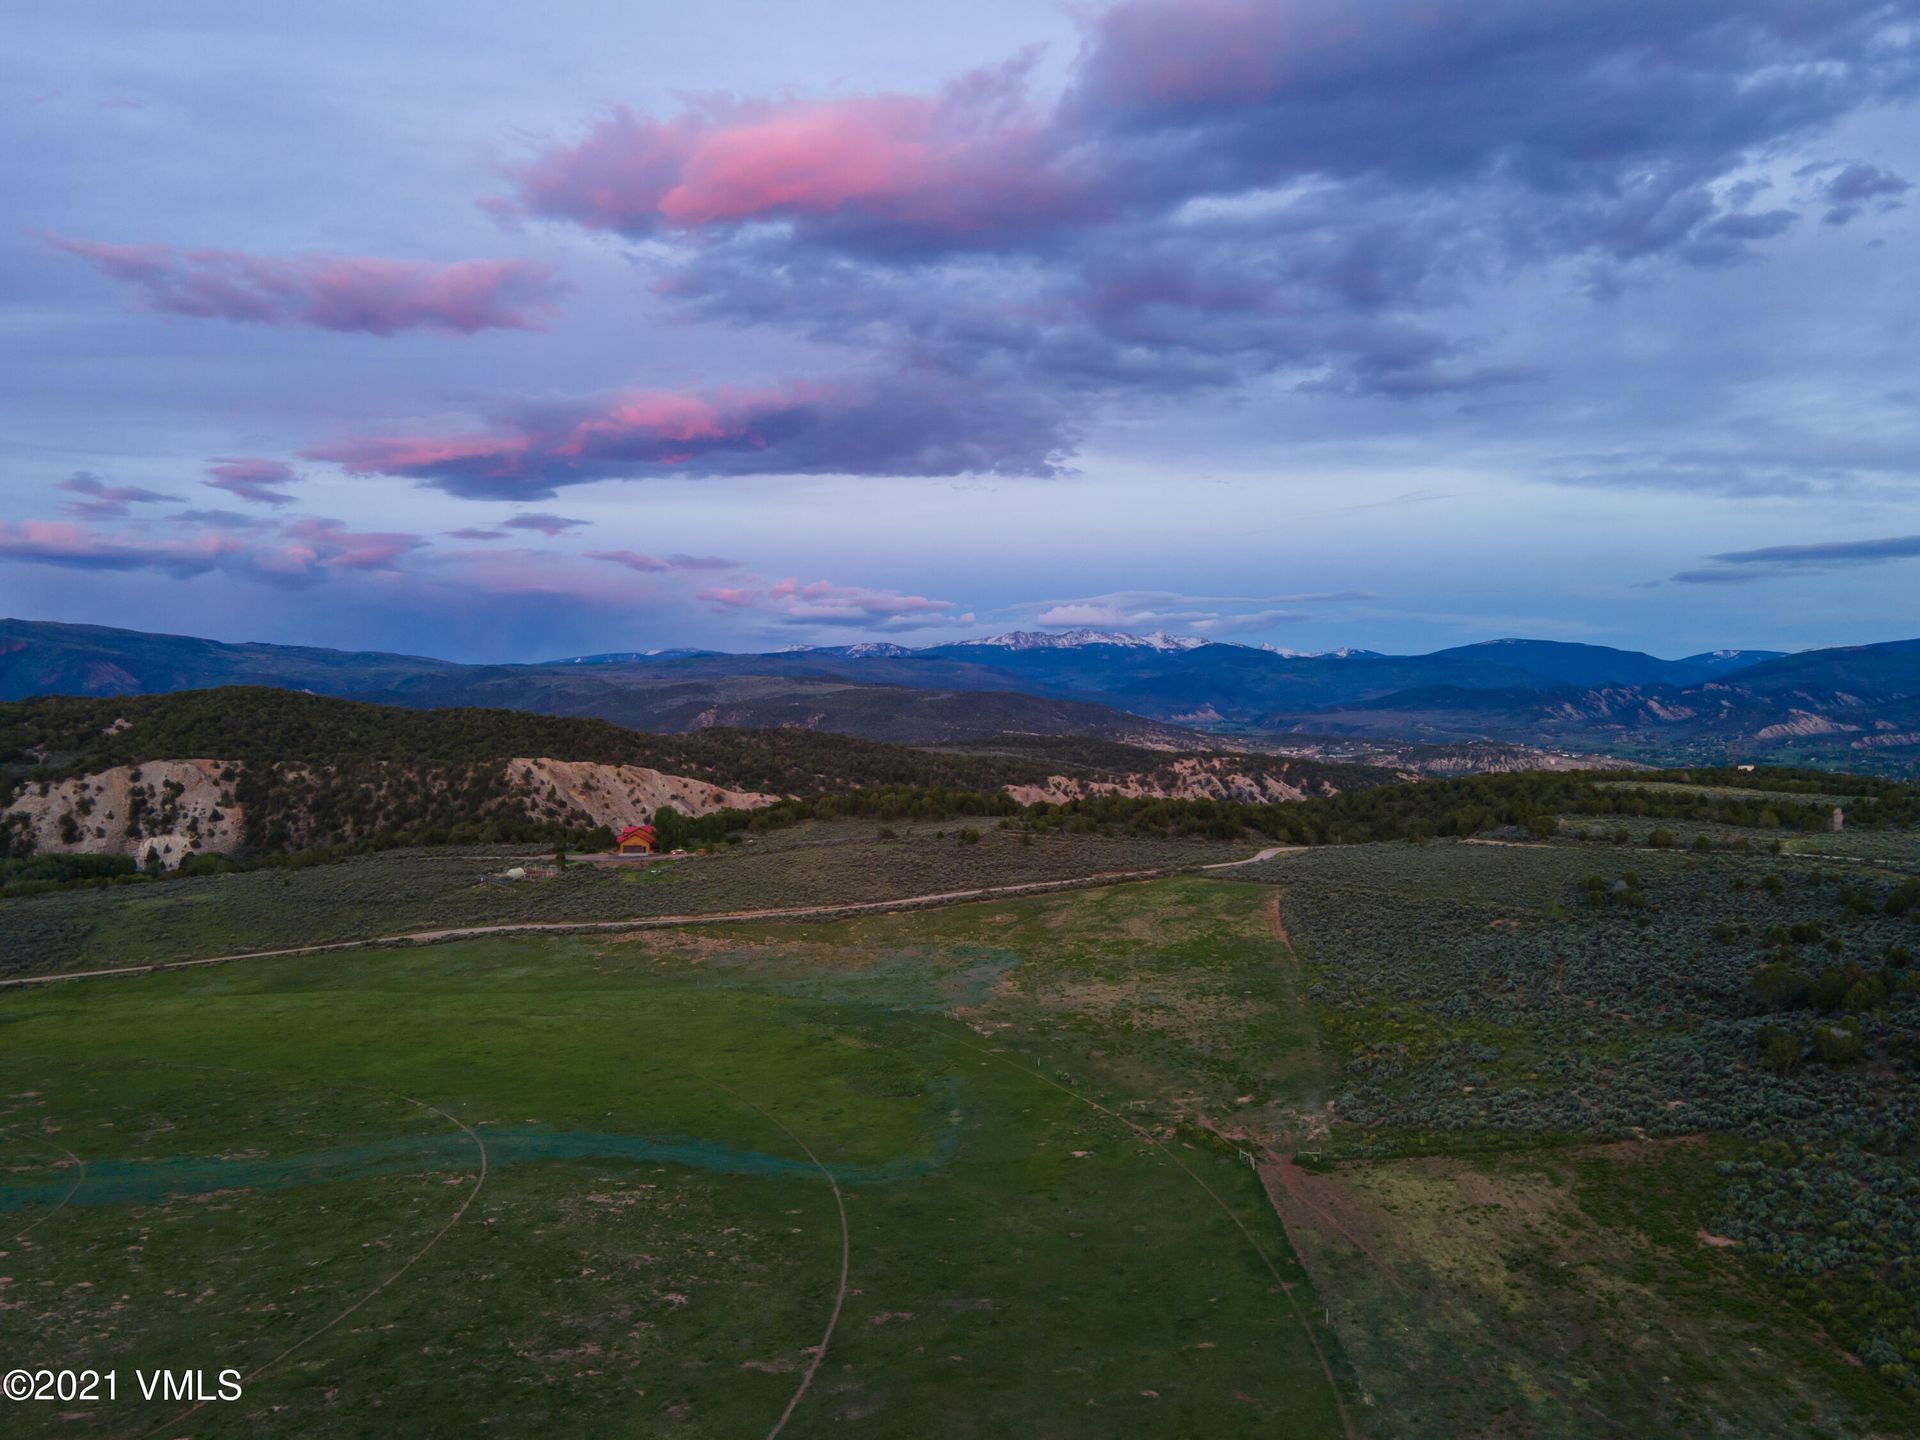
(55, 470, 181, 518)
(271, 517, 424, 574)
(500, 512, 588, 536)
(51, 237, 566, 335)
(205, 457, 299, 506)
(304, 371, 1071, 497)
(168, 508, 274, 530)
(588, 549, 739, 572)
(0, 512, 425, 587)
(1672, 533, 1920, 584)
(1819, 162, 1912, 224)
(0, 520, 245, 577)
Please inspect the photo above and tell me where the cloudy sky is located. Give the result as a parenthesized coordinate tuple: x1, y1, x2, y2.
(4, 0, 1917, 661)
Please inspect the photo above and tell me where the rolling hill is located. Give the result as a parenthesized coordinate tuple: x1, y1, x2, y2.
(0, 687, 1389, 866)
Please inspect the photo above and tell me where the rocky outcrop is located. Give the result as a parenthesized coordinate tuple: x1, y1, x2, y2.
(5, 759, 241, 868)
(1003, 756, 1315, 806)
(5, 755, 782, 869)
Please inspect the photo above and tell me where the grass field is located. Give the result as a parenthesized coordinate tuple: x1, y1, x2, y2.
(0, 879, 1350, 1438)
(4, 818, 1917, 1436)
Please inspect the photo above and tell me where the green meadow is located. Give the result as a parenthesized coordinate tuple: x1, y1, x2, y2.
(0, 881, 1348, 1438)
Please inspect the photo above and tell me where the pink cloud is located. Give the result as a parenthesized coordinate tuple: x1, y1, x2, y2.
(303, 370, 1067, 498)
(305, 382, 821, 494)
(698, 576, 961, 629)
(499, 60, 1096, 242)
(50, 237, 565, 336)
(205, 456, 298, 506)
(0, 520, 247, 576)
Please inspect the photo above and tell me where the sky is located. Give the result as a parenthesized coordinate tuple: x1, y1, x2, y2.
(3, 0, 1918, 662)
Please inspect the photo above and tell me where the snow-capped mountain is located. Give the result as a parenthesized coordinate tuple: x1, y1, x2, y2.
(956, 628, 1213, 652)
(840, 642, 915, 657)
(1258, 644, 1381, 659)
(782, 641, 914, 657)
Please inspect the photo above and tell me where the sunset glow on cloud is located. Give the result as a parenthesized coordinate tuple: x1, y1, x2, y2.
(51, 238, 563, 335)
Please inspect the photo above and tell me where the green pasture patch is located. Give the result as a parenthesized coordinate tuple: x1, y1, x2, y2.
(0, 885, 1350, 1438)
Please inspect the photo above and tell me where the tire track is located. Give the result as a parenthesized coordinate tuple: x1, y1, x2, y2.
(3, 1128, 85, 1244)
(928, 1026, 1361, 1440)
(698, 1075, 850, 1440)
(139, 1096, 487, 1438)
(0, 864, 1203, 991)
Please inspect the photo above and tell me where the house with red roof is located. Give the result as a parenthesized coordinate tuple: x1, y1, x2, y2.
(615, 823, 656, 855)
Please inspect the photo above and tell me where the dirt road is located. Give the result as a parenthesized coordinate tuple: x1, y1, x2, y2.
(1, 846, 1304, 990)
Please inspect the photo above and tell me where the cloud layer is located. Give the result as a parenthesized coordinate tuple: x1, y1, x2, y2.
(318, 0, 1903, 492)
(5, 1, 1919, 659)
(1674, 533, 1920, 583)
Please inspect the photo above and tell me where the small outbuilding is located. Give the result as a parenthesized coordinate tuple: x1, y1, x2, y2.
(616, 824, 657, 855)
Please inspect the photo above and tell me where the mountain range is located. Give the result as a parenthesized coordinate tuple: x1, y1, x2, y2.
(3, 617, 1915, 772)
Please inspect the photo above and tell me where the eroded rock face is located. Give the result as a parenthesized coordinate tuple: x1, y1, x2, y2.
(5, 759, 241, 867)
(502, 758, 780, 827)
(1004, 756, 1314, 806)
(5, 755, 782, 869)
(1753, 712, 1860, 741)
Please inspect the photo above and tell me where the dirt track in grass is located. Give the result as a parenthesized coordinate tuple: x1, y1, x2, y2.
(2, 845, 1306, 991)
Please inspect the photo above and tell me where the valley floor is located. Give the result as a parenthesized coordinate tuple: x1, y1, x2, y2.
(1, 820, 1916, 1435)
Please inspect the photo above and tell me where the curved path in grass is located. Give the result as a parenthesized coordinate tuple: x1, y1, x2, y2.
(1, 845, 1304, 991)
(3, 1130, 85, 1244)
(138, 1096, 489, 1440)
(928, 1025, 1359, 1440)
(695, 1075, 851, 1440)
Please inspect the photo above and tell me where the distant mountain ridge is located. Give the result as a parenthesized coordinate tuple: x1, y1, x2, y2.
(4, 617, 1914, 771)
(547, 629, 1786, 668)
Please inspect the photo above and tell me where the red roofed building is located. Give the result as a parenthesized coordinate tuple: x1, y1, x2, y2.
(616, 824, 656, 855)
